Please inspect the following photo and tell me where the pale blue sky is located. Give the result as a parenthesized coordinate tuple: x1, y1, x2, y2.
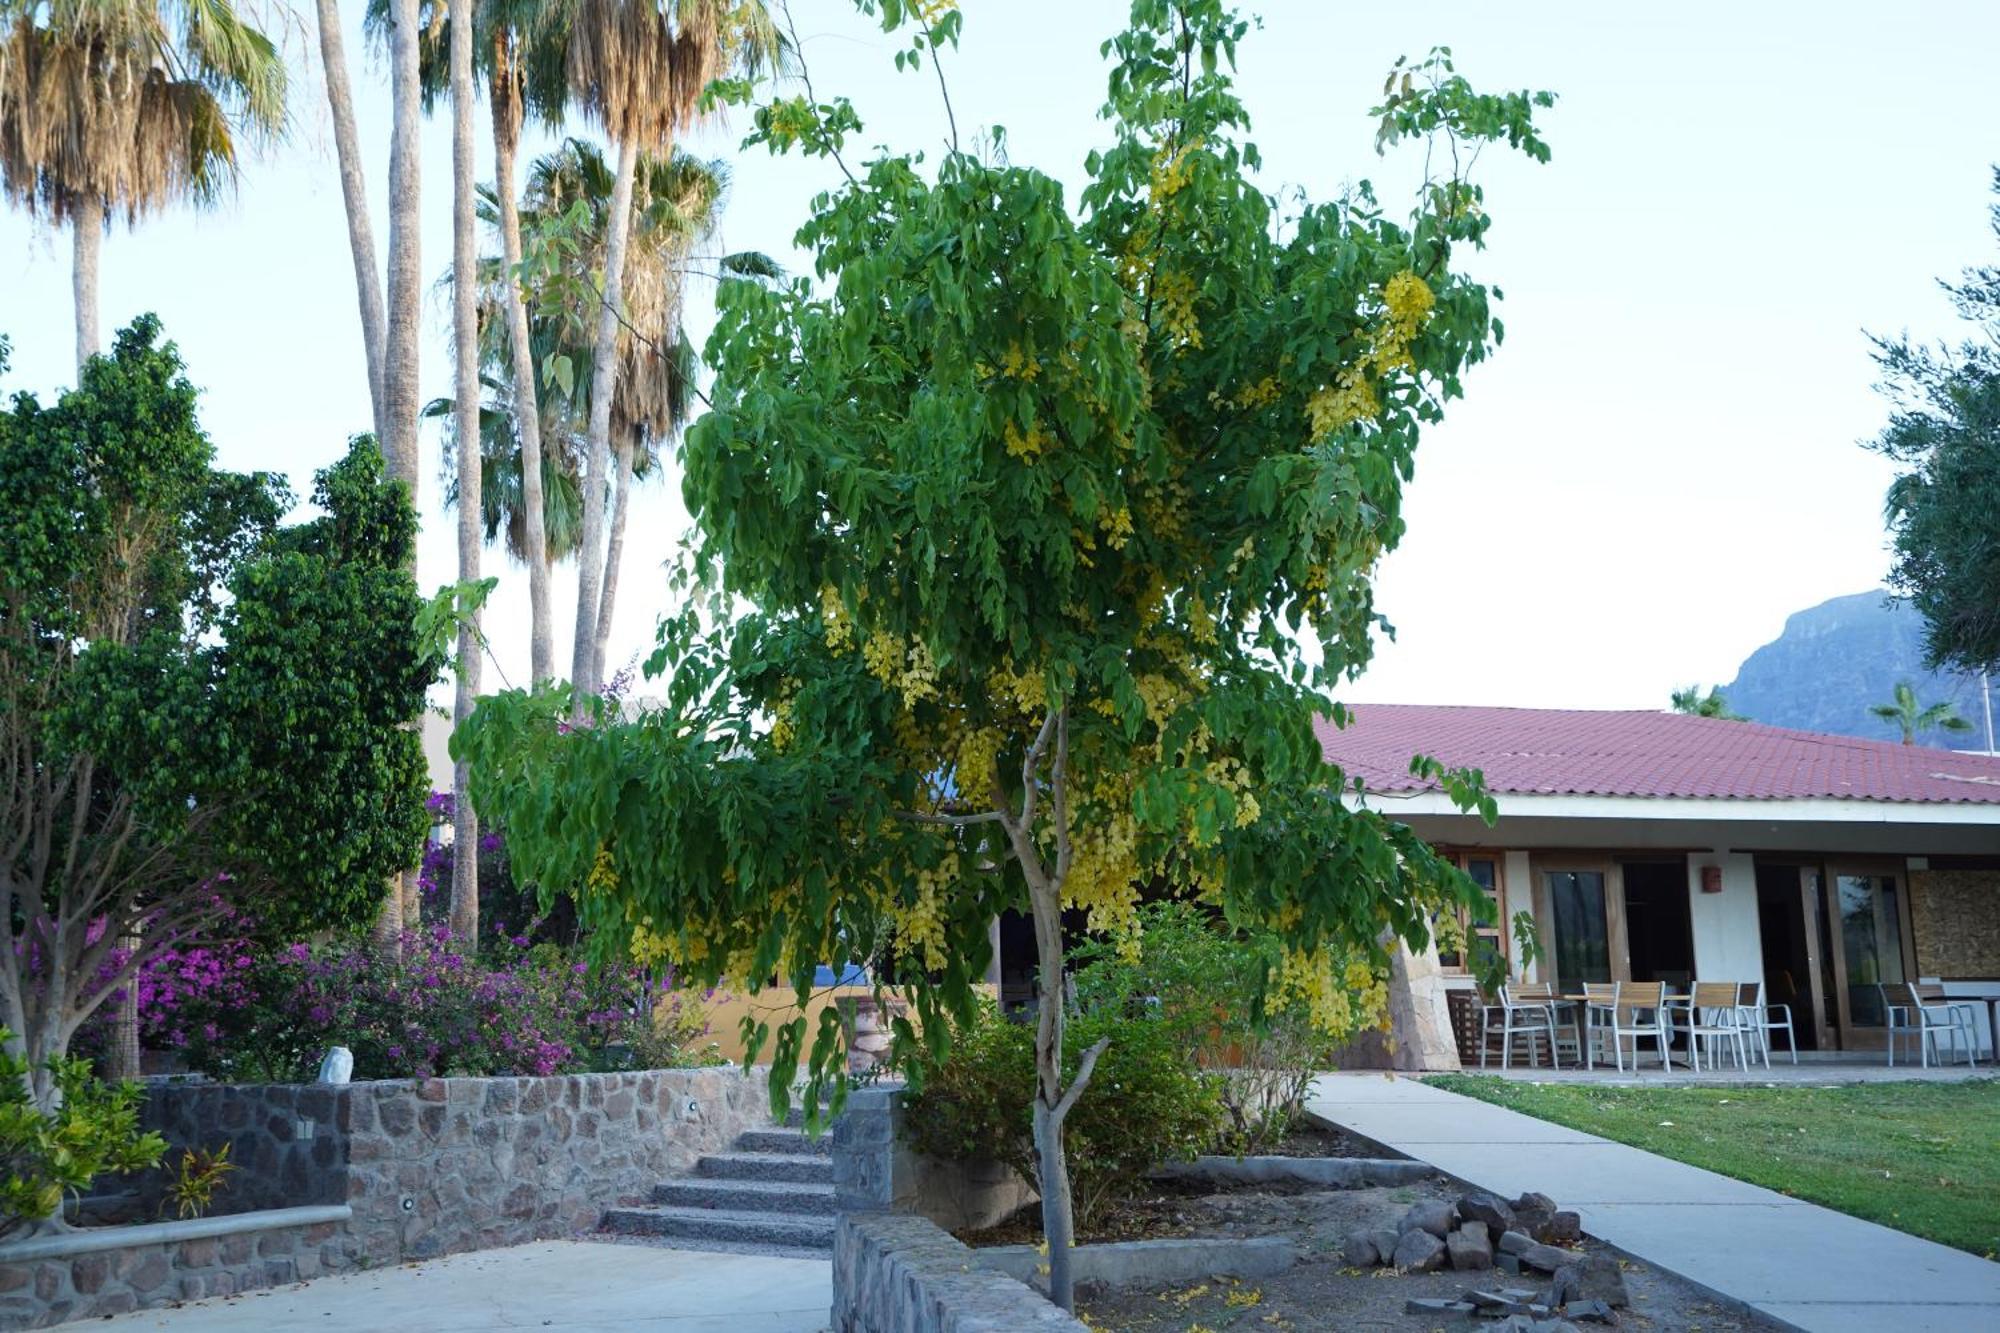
(3, 1, 1995, 708)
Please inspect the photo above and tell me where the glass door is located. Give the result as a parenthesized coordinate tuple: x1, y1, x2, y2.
(1547, 870, 1612, 988)
(1836, 872, 1906, 1028)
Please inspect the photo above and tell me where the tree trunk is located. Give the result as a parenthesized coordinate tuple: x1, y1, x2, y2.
(313, 0, 387, 442)
(491, 50, 555, 685)
(591, 422, 638, 693)
(380, 0, 424, 495)
(448, 0, 482, 945)
(71, 193, 102, 373)
(570, 135, 640, 709)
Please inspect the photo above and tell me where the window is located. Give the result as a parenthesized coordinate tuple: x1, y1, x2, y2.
(1836, 873, 1905, 1026)
(1547, 869, 1611, 986)
(1439, 855, 1505, 974)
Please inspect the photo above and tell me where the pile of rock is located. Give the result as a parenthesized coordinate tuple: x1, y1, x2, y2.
(1342, 1190, 1629, 1329)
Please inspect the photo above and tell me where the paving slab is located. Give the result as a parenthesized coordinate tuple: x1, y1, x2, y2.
(98, 1239, 832, 1332)
(1307, 1073, 2000, 1333)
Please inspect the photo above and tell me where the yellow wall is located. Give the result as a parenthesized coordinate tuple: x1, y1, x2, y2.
(693, 985, 998, 1064)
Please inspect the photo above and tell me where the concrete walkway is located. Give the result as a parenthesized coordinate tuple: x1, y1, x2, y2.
(99, 1240, 831, 1332)
(1307, 1073, 2000, 1333)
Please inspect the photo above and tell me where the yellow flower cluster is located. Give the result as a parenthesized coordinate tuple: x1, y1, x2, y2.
(585, 845, 619, 897)
(820, 584, 853, 653)
(1267, 947, 1389, 1039)
(890, 861, 953, 971)
(1233, 376, 1282, 410)
(1305, 371, 1379, 440)
(862, 628, 902, 683)
(954, 726, 1005, 799)
(1147, 137, 1203, 203)
(998, 340, 1039, 381)
(1004, 418, 1050, 460)
(1303, 270, 1436, 441)
(1098, 504, 1134, 551)
(1203, 756, 1261, 832)
(769, 694, 796, 753)
(1152, 267, 1203, 349)
(912, 0, 958, 22)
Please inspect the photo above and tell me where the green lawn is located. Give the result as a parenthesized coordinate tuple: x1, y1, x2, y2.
(1429, 1075, 2000, 1258)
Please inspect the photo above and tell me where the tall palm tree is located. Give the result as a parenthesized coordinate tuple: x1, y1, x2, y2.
(555, 0, 780, 708)
(1870, 680, 1975, 746)
(0, 0, 287, 372)
(1669, 685, 1746, 721)
(434, 138, 725, 682)
(447, 0, 482, 942)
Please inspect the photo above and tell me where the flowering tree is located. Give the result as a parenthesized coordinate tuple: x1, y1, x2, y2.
(0, 319, 436, 1107)
(461, 0, 1549, 1307)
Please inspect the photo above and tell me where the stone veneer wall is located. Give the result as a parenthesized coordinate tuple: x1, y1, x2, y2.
(833, 1085, 1037, 1232)
(832, 1213, 1087, 1333)
(2, 1066, 770, 1330)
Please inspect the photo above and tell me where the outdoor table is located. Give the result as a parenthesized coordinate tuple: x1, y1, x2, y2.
(1555, 992, 1689, 1070)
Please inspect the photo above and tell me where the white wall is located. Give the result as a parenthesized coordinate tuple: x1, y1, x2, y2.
(1503, 850, 1539, 982)
(1686, 851, 1765, 988)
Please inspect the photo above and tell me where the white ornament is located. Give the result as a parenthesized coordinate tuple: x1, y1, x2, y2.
(317, 1046, 354, 1084)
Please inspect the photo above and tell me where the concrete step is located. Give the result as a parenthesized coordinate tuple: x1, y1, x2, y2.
(737, 1128, 831, 1157)
(601, 1205, 835, 1252)
(651, 1178, 837, 1216)
(697, 1152, 834, 1185)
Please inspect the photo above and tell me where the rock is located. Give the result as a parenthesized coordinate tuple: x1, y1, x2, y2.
(1392, 1229, 1449, 1273)
(1568, 1299, 1617, 1324)
(1551, 1254, 1629, 1309)
(1467, 1289, 1535, 1314)
(1458, 1190, 1517, 1239)
(1520, 1243, 1573, 1274)
(1513, 1190, 1557, 1238)
(1498, 1230, 1538, 1256)
(1405, 1297, 1477, 1318)
(1342, 1229, 1381, 1267)
(1399, 1198, 1458, 1239)
(1497, 1252, 1523, 1275)
(1539, 1209, 1583, 1244)
(1448, 1222, 1494, 1271)
(1371, 1229, 1400, 1264)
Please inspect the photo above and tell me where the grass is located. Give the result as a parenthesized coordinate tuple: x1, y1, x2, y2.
(1428, 1074, 2000, 1258)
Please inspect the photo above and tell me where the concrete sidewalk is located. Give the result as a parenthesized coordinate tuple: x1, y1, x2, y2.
(1307, 1073, 2000, 1333)
(99, 1240, 831, 1332)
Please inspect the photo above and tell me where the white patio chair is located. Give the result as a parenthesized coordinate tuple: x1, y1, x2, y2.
(1580, 981, 1619, 1071)
(1479, 982, 1560, 1070)
(1735, 981, 1796, 1068)
(1882, 982, 1976, 1068)
(1607, 980, 1672, 1072)
(1683, 981, 1750, 1072)
(1914, 983, 1979, 1060)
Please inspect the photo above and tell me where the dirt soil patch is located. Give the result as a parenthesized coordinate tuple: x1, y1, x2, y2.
(1068, 1178, 1785, 1332)
(1264, 1118, 1383, 1159)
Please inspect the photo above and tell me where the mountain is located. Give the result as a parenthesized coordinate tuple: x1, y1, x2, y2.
(1721, 591, 1993, 749)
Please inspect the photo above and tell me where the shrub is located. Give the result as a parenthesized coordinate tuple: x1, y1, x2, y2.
(1070, 901, 1336, 1153)
(902, 1004, 1223, 1229)
(163, 1143, 235, 1220)
(1, 1033, 166, 1239)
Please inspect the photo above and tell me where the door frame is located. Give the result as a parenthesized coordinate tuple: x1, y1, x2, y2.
(1531, 855, 1630, 991)
(1819, 859, 1918, 1052)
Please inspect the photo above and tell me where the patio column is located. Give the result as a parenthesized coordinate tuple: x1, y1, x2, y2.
(1686, 850, 1765, 987)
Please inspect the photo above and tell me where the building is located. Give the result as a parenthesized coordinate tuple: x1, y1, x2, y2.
(1318, 705, 2000, 1056)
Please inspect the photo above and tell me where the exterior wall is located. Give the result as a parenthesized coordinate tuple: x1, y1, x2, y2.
(7, 1068, 770, 1330)
(1502, 851, 1537, 981)
(1686, 852, 1765, 989)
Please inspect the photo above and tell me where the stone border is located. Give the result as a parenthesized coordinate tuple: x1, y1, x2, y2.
(0, 1205, 351, 1263)
(833, 1213, 1086, 1332)
(975, 1235, 1298, 1291)
(1152, 1154, 1433, 1190)
(834, 1084, 1036, 1231)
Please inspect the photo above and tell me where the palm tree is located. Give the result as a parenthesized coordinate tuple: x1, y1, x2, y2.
(1669, 685, 1746, 721)
(0, 0, 287, 372)
(1869, 680, 1975, 746)
(446, 0, 483, 942)
(435, 138, 725, 682)
(555, 0, 781, 708)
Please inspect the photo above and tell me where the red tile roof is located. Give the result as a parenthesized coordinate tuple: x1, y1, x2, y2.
(1314, 705, 2000, 805)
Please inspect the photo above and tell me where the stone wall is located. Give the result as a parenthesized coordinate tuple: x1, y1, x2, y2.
(833, 1085, 1037, 1232)
(4, 1066, 770, 1329)
(832, 1213, 1086, 1333)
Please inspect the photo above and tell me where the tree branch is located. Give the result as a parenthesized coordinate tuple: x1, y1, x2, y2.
(894, 808, 1006, 829)
(1051, 1035, 1111, 1125)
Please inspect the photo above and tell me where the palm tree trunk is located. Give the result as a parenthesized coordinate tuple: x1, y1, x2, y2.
(104, 929, 140, 1080)
(569, 134, 640, 710)
(72, 193, 103, 373)
(491, 48, 555, 685)
(380, 0, 424, 495)
(448, 0, 482, 946)
(313, 0, 387, 441)
(591, 423, 637, 693)
(373, 0, 424, 951)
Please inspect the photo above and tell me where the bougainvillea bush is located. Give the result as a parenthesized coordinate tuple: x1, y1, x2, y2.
(171, 930, 719, 1083)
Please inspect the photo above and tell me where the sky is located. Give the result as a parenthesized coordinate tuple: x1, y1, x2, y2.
(3, 0, 1997, 711)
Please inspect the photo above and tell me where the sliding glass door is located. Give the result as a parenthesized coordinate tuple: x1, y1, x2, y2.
(1835, 872, 1906, 1029)
(1547, 870, 1612, 987)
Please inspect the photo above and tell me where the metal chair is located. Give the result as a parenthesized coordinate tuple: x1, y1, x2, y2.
(1580, 981, 1620, 1070)
(1913, 983, 1980, 1061)
(1735, 981, 1797, 1068)
(1882, 982, 1976, 1068)
(1683, 982, 1750, 1071)
(1607, 980, 1672, 1072)
(1480, 982, 1560, 1070)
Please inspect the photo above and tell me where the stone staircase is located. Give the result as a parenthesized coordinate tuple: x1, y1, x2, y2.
(599, 1114, 836, 1257)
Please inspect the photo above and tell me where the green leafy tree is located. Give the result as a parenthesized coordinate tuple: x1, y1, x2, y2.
(0, 318, 438, 1108)
(1669, 684, 1746, 720)
(1868, 169, 2000, 677)
(1, 1030, 166, 1237)
(1869, 679, 1973, 746)
(460, 0, 1549, 1307)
